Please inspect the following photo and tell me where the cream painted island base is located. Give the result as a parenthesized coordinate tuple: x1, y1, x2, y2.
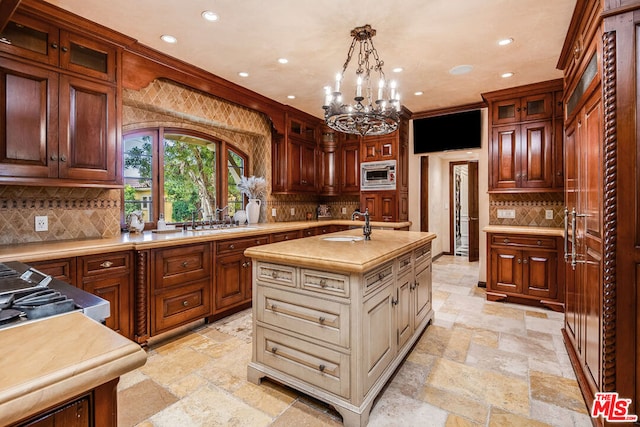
(245, 229, 436, 427)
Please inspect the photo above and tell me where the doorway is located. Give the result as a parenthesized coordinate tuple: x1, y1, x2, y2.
(449, 161, 479, 261)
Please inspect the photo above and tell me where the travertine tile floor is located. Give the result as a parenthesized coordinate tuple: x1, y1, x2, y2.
(117, 255, 592, 426)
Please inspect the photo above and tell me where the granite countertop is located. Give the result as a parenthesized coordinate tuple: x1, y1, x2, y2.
(0, 311, 147, 426)
(0, 220, 411, 263)
(244, 228, 436, 273)
(482, 225, 564, 237)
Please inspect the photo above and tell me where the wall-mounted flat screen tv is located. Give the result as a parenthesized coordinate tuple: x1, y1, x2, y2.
(413, 109, 482, 154)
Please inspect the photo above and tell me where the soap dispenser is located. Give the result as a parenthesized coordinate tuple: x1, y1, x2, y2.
(157, 213, 166, 230)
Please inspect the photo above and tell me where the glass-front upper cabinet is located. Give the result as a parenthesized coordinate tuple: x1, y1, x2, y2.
(0, 12, 116, 82)
(491, 92, 553, 125)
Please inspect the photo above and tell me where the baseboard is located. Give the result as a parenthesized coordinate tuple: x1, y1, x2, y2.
(432, 252, 444, 262)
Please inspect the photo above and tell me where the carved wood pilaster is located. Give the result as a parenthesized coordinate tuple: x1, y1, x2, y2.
(601, 30, 618, 393)
(134, 250, 149, 345)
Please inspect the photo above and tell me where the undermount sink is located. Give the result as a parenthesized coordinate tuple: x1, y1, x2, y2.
(322, 236, 365, 242)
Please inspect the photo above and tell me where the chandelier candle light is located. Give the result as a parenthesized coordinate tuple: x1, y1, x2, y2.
(323, 24, 401, 136)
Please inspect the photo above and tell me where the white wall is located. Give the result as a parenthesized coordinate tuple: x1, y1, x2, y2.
(407, 108, 489, 283)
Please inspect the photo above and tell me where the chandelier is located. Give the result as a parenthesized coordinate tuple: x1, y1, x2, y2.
(323, 25, 400, 136)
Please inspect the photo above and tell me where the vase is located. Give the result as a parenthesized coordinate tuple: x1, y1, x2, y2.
(246, 198, 261, 224)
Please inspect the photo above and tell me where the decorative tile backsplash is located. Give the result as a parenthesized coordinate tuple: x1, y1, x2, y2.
(0, 187, 121, 245)
(489, 193, 565, 227)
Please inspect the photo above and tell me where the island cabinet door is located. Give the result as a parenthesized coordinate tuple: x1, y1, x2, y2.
(413, 262, 432, 328)
(362, 284, 396, 394)
(396, 270, 412, 349)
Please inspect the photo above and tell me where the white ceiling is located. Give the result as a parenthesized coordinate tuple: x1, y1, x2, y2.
(44, 0, 576, 118)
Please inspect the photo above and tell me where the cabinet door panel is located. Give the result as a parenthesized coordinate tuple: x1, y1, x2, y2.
(520, 121, 552, 188)
(362, 285, 395, 393)
(341, 142, 360, 194)
(60, 31, 116, 82)
(397, 274, 411, 348)
(59, 75, 116, 181)
(491, 126, 518, 188)
(215, 252, 248, 310)
(490, 248, 522, 293)
(84, 274, 131, 338)
(414, 263, 432, 327)
(0, 59, 58, 178)
(523, 251, 557, 298)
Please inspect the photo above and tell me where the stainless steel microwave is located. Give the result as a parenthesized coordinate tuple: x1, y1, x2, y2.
(361, 160, 397, 191)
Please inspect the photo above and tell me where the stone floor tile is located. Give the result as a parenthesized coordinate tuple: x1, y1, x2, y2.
(420, 385, 489, 424)
(465, 341, 529, 379)
(530, 370, 589, 413)
(488, 407, 553, 427)
(117, 379, 178, 426)
(368, 386, 449, 427)
(269, 400, 343, 427)
(529, 398, 593, 426)
(445, 414, 484, 427)
(232, 379, 297, 417)
(140, 346, 212, 386)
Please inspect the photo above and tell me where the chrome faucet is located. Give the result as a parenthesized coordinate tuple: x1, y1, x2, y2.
(215, 205, 229, 223)
(191, 208, 204, 229)
(352, 208, 371, 240)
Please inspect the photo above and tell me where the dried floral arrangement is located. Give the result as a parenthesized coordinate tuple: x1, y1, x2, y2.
(237, 175, 267, 199)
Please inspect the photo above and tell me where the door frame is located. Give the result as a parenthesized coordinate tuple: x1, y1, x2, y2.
(448, 160, 479, 260)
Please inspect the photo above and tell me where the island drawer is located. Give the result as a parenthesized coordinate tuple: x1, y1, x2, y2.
(490, 234, 557, 249)
(414, 243, 432, 270)
(300, 269, 350, 298)
(255, 262, 297, 288)
(397, 253, 412, 275)
(363, 262, 394, 296)
(257, 286, 350, 348)
(216, 236, 269, 255)
(152, 278, 211, 334)
(256, 327, 350, 399)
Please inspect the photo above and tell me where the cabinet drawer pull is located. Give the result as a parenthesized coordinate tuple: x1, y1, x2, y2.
(256, 240, 262, 244)
(504, 238, 510, 244)
(182, 300, 189, 307)
(319, 316, 325, 324)
(182, 261, 188, 268)
(319, 279, 327, 288)
(402, 260, 410, 267)
(537, 240, 542, 246)
(517, 259, 521, 264)
(271, 304, 277, 311)
(319, 364, 325, 372)
(391, 297, 398, 306)
(242, 261, 251, 268)
(51, 43, 58, 50)
(284, 236, 289, 240)
(523, 259, 528, 264)
(229, 244, 235, 249)
(61, 46, 68, 53)
(271, 271, 278, 278)
(99, 261, 113, 268)
(410, 283, 416, 290)
(271, 346, 277, 353)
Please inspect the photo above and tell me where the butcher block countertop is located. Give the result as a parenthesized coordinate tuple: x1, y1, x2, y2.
(0, 220, 411, 263)
(0, 311, 147, 426)
(244, 228, 436, 273)
(482, 225, 564, 237)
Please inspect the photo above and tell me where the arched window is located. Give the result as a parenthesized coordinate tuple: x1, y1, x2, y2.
(123, 128, 248, 228)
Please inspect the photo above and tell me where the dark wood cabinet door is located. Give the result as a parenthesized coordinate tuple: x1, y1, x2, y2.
(553, 118, 564, 189)
(340, 142, 360, 194)
(83, 274, 132, 339)
(58, 75, 117, 182)
(380, 193, 396, 222)
(153, 243, 211, 289)
(215, 252, 250, 311)
(30, 258, 77, 286)
(287, 137, 316, 192)
(522, 250, 558, 299)
(59, 30, 116, 82)
(490, 125, 518, 189)
(520, 92, 553, 122)
(0, 58, 59, 179)
(489, 248, 522, 294)
(319, 139, 338, 196)
(519, 121, 553, 189)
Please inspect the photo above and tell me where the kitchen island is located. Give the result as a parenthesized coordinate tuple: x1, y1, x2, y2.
(245, 228, 436, 427)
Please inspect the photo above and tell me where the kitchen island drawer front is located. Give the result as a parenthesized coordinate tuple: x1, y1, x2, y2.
(397, 253, 412, 275)
(154, 243, 211, 289)
(491, 234, 556, 249)
(256, 262, 297, 288)
(257, 286, 349, 347)
(153, 279, 211, 334)
(300, 269, 350, 298)
(256, 327, 350, 399)
(80, 251, 131, 277)
(216, 236, 269, 255)
(270, 230, 302, 243)
(363, 262, 394, 296)
(414, 243, 432, 270)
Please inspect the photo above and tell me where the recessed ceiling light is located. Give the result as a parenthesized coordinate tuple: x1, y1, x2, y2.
(160, 34, 177, 44)
(414, 91, 424, 96)
(201, 11, 219, 21)
(278, 58, 288, 64)
(498, 38, 514, 46)
(449, 65, 473, 75)
(287, 95, 296, 99)
(392, 67, 403, 73)
(501, 72, 514, 78)
(238, 72, 249, 77)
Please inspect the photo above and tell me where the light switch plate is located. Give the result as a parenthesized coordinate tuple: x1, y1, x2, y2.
(290, 208, 295, 215)
(35, 215, 48, 232)
(271, 208, 277, 217)
(497, 209, 515, 219)
(545, 209, 554, 220)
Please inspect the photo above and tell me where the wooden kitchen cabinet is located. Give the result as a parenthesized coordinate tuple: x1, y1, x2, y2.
(361, 134, 395, 162)
(486, 233, 563, 311)
(213, 235, 268, 315)
(340, 136, 361, 195)
(30, 257, 77, 286)
(0, 11, 120, 186)
(361, 191, 397, 222)
(151, 243, 212, 334)
(483, 80, 563, 193)
(78, 251, 134, 339)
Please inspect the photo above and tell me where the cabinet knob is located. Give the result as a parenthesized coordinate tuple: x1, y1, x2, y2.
(59, 155, 67, 162)
(319, 279, 327, 288)
(391, 297, 398, 306)
(504, 238, 510, 244)
(318, 364, 326, 372)
(182, 300, 189, 307)
(537, 240, 542, 246)
(229, 244, 235, 249)
(523, 259, 528, 264)
(517, 259, 522, 264)
(319, 316, 325, 324)
(61, 46, 68, 53)
(271, 304, 277, 311)
(410, 283, 416, 290)
(271, 346, 277, 353)
(51, 43, 58, 50)
(284, 236, 289, 240)
(182, 261, 188, 267)
(50, 154, 58, 161)
(100, 261, 113, 268)
(271, 271, 278, 278)
(256, 240, 261, 244)
(415, 281, 420, 287)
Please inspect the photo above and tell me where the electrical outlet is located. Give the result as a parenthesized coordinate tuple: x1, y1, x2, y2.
(35, 215, 48, 232)
(271, 208, 277, 217)
(341, 207, 347, 214)
(290, 208, 295, 215)
(545, 209, 554, 220)
(497, 209, 515, 219)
